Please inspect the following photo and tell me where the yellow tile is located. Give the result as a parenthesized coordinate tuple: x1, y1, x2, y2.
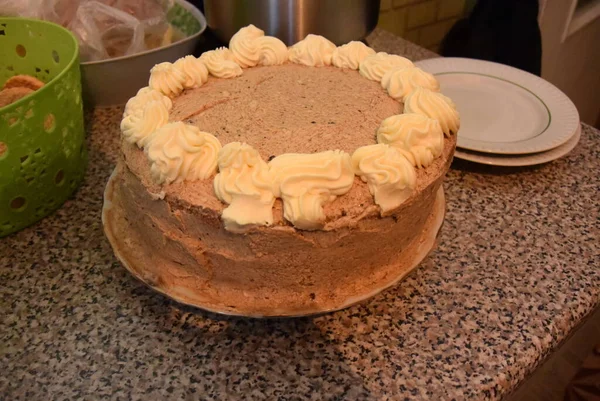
(418, 19, 456, 47)
(438, 0, 466, 19)
(403, 28, 420, 44)
(377, 8, 408, 36)
(407, 1, 438, 29)
(393, 0, 420, 7)
(381, 0, 392, 11)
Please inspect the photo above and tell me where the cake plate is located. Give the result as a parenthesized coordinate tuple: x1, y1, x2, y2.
(102, 167, 446, 318)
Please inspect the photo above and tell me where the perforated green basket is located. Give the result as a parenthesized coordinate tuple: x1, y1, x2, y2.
(0, 18, 86, 237)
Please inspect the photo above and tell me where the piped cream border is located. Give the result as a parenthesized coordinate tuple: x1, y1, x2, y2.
(119, 26, 460, 231)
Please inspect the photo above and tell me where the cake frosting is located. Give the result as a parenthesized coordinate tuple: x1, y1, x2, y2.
(352, 144, 416, 213)
(229, 25, 264, 68)
(199, 47, 243, 78)
(120, 99, 170, 148)
(173, 55, 209, 89)
(123, 87, 172, 118)
(404, 87, 460, 136)
(381, 66, 439, 101)
(103, 26, 459, 315)
(213, 142, 275, 232)
(359, 52, 414, 81)
(269, 150, 355, 230)
(332, 41, 376, 70)
(149, 62, 186, 97)
(377, 113, 444, 168)
(288, 34, 337, 67)
(144, 122, 221, 185)
(229, 24, 288, 67)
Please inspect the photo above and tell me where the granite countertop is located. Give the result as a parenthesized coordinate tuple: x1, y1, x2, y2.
(1, 29, 599, 400)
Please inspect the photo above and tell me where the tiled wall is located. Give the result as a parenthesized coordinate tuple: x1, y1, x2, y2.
(378, 0, 469, 53)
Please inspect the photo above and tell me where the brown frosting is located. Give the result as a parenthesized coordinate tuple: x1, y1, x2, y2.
(169, 65, 401, 156)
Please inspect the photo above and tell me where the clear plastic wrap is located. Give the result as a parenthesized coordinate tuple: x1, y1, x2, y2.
(0, 0, 175, 61)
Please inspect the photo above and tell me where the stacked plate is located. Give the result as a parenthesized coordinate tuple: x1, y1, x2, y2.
(415, 58, 581, 166)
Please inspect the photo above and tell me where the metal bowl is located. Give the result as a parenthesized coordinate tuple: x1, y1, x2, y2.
(81, 0, 206, 107)
(203, 0, 380, 46)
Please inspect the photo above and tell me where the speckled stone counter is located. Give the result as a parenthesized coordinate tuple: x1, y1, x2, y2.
(1, 29, 599, 401)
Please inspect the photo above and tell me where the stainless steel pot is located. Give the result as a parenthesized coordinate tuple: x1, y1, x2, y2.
(203, 0, 380, 45)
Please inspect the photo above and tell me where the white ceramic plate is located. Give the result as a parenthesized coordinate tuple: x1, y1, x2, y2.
(415, 58, 580, 155)
(454, 124, 581, 166)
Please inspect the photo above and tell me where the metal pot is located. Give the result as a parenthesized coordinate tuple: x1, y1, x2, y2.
(203, 0, 380, 46)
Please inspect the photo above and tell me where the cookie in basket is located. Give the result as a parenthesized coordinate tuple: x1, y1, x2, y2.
(0, 74, 45, 107)
(3, 74, 45, 91)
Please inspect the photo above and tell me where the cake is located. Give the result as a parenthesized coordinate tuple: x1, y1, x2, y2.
(102, 26, 460, 316)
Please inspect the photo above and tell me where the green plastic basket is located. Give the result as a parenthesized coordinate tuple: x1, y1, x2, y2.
(0, 18, 87, 237)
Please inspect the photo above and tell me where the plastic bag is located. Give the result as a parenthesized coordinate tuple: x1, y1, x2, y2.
(110, 0, 174, 50)
(0, 0, 79, 26)
(102, 0, 167, 21)
(70, 0, 171, 61)
(0, 0, 174, 62)
(70, 1, 145, 61)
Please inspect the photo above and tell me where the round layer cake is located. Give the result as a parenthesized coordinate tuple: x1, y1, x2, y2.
(103, 26, 459, 316)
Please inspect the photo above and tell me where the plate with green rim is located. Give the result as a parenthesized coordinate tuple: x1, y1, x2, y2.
(454, 124, 580, 167)
(415, 57, 580, 155)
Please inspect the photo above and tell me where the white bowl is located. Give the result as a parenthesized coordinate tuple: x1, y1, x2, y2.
(80, 0, 206, 107)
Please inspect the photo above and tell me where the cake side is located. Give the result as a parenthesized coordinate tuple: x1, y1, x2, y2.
(106, 139, 451, 314)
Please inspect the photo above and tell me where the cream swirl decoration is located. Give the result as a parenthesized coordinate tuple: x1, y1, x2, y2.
(269, 151, 354, 230)
(332, 41, 376, 70)
(288, 34, 336, 67)
(229, 24, 263, 68)
(121, 100, 170, 148)
(404, 87, 460, 137)
(149, 62, 187, 97)
(359, 52, 414, 82)
(257, 36, 288, 66)
(123, 87, 172, 119)
(144, 122, 222, 185)
(352, 144, 416, 214)
(377, 114, 443, 168)
(200, 47, 243, 79)
(173, 55, 209, 89)
(213, 142, 276, 232)
(381, 66, 439, 101)
(229, 24, 289, 67)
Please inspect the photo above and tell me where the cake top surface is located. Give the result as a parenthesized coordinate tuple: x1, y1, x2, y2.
(169, 65, 401, 157)
(119, 25, 460, 231)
